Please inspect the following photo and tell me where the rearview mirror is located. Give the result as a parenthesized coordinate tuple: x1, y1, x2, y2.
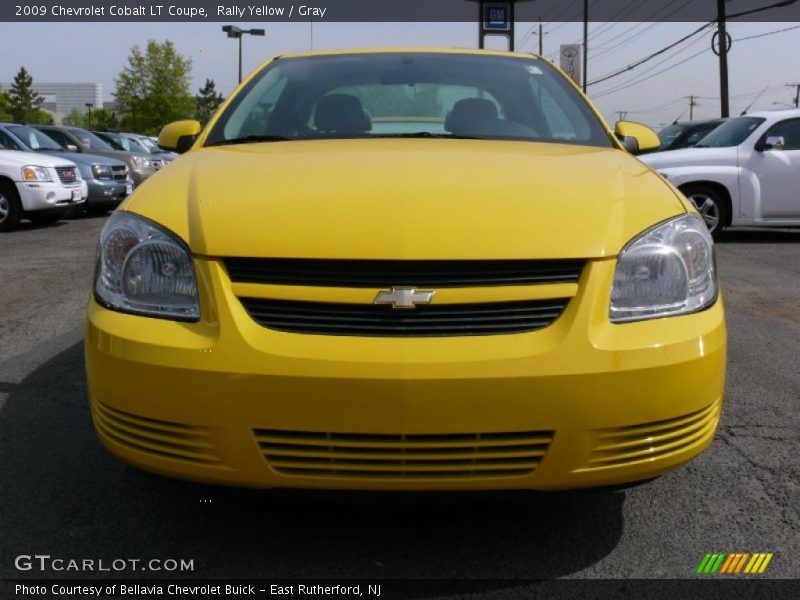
(66, 144, 79, 152)
(158, 120, 202, 154)
(756, 135, 785, 151)
(614, 120, 661, 154)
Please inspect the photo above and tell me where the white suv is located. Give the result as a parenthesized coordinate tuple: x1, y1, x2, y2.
(641, 109, 800, 236)
(0, 149, 88, 232)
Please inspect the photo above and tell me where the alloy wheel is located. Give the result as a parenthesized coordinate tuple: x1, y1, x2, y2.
(687, 193, 720, 233)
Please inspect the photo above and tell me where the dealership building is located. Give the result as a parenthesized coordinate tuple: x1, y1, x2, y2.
(1, 81, 103, 123)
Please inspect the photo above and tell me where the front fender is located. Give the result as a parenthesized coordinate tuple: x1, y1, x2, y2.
(655, 166, 740, 218)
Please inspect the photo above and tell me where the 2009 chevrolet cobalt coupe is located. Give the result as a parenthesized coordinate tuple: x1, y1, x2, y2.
(85, 49, 725, 490)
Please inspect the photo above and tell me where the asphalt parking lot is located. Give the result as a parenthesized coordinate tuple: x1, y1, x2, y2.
(0, 216, 798, 583)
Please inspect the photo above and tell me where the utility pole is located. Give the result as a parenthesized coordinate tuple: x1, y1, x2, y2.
(716, 0, 730, 117)
(786, 83, 800, 107)
(582, 0, 589, 93)
(687, 95, 698, 120)
(538, 18, 543, 55)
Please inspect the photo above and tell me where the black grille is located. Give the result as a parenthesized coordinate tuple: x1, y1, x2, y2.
(111, 165, 128, 180)
(54, 166, 78, 184)
(239, 297, 570, 337)
(224, 258, 585, 288)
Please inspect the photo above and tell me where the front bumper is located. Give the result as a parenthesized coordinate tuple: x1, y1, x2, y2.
(17, 180, 86, 212)
(85, 259, 726, 491)
(130, 168, 156, 187)
(86, 178, 132, 206)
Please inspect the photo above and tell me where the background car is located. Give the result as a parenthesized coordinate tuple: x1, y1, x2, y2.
(655, 119, 726, 152)
(123, 132, 179, 163)
(0, 149, 86, 231)
(92, 131, 174, 168)
(0, 123, 132, 214)
(641, 109, 800, 236)
(33, 125, 156, 187)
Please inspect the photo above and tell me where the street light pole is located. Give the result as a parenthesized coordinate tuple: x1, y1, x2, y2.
(222, 25, 266, 84)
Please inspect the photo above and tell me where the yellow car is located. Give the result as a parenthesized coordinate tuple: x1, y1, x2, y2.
(85, 48, 725, 490)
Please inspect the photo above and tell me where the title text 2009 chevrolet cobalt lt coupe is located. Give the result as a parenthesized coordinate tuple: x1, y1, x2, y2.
(85, 49, 725, 490)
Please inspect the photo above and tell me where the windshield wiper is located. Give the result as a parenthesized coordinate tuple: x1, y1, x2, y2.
(207, 135, 292, 147)
(693, 143, 710, 148)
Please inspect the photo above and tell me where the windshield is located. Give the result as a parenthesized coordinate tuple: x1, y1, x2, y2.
(69, 128, 115, 151)
(6, 125, 63, 151)
(658, 124, 689, 149)
(137, 137, 161, 153)
(695, 117, 765, 148)
(205, 53, 612, 147)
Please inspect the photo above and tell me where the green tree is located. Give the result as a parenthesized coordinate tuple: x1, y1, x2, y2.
(195, 78, 224, 125)
(63, 107, 119, 130)
(114, 40, 194, 135)
(7, 66, 45, 122)
(0, 86, 12, 122)
(27, 108, 54, 125)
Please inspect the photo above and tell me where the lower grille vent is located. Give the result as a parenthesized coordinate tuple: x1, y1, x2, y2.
(254, 429, 554, 479)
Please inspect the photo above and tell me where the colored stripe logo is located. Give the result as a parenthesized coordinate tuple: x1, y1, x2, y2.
(697, 552, 774, 574)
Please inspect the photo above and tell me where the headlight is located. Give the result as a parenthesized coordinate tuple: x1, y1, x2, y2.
(21, 166, 52, 182)
(94, 212, 200, 321)
(610, 214, 717, 323)
(131, 156, 152, 169)
(91, 164, 113, 179)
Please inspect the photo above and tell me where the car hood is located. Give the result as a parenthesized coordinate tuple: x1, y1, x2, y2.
(39, 151, 127, 168)
(0, 149, 78, 168)
(639, 146, 737, 170)
(86, 148, 150, 164)
(123, 139, 686, 259)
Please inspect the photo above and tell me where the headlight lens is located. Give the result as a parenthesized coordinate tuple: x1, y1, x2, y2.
(91, 164, 113, 179)
(610, 214, 717, 322)
(94, 212, 200, 321)
(21, 166, 52, 182)
(131, 156, 152, 169)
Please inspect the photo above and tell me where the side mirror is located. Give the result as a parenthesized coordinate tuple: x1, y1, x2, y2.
(66, 144, 79, 152)
(614, 120, 661, 154)
(158, 120, 202, 154)
(756, 135, 785, 151)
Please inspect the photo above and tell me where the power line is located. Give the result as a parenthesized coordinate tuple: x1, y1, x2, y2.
(588, 0, 799, 88)
(592, 23, 800, 99)
(587, 23, 713, 86)
(591, 0, 694, 60)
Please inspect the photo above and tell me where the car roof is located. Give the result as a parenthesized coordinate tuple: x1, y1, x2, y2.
(741, 108, 800, 118)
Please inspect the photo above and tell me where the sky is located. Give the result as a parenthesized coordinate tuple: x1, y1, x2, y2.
(1, 20, 799, 128)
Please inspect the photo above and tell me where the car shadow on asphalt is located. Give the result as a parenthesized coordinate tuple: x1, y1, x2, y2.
(0, 341, 625, 581)
(715, 228, 800, 244)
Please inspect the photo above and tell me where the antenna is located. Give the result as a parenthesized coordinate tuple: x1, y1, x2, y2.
(740, 85, 771, 115)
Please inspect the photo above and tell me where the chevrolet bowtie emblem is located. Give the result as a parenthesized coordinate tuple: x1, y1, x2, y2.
(374, 287, 435, 309)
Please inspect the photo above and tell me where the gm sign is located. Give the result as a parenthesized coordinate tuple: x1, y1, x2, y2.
(483, 2, 511, 31)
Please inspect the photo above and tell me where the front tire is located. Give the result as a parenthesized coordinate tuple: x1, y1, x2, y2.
(682, 185, 726, 238)
(0, 182, 22, 232)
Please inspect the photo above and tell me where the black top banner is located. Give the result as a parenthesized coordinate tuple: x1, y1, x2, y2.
(4, 0, 800, 23)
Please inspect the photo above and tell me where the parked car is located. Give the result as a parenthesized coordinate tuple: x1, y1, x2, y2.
(0, 123, 132, 214)
(92, 131, 169, 170)
(656, 119, 725, 152)
(0, 149, 87, 231)
(33, 125, 156, 187)
(641, 109, 800, 236)
(122, 132, 179, 163)
(86, 49, 725, 491)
